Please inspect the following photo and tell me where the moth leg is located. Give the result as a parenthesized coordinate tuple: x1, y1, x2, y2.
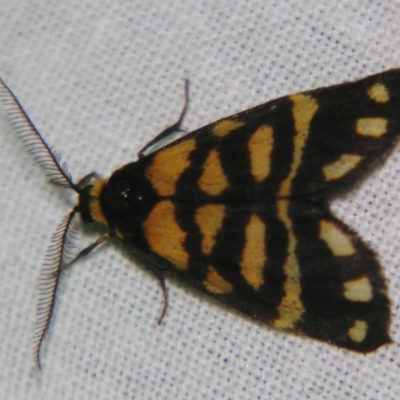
(137, 79, 189, 158)
(63, 232, 114, 269)
(150, 265, 168, 325)
(125, 247, 169, 323)
(144, 261, 169, 324)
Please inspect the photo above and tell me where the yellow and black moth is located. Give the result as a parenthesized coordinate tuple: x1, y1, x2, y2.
(0, 69, 397, 369)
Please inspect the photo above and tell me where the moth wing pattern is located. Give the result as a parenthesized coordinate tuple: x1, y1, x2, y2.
(1, 69, 399, 369)
(104, 69, 399, 352)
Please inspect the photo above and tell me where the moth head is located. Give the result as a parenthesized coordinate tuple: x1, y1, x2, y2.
(76, 173, 108, 224)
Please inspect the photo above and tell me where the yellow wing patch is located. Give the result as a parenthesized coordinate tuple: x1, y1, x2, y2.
(212, 119, 245, 138)
(143, 200, 189, 270)
(343, 276, 373, 302)
(146, 139, 196, 196)
(195, 204, 226, 255)
(348, 320, 368, 343)
(198, 149, 229, 196)
(367, 83, 390, 103)
(248, 125, 274, 182)
(279, 94, 319, 197)
(322, 154, 363, 181)
(356, 117, 387, 138)
(240, 215, 266, 290)
(319, 220, 355, 257)
(274, 94, 318, 329)
(203, 266, 234, 294)
(275, 199, 305, 330)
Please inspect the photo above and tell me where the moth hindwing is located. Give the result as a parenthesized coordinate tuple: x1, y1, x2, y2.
(1, 69, 398, 369)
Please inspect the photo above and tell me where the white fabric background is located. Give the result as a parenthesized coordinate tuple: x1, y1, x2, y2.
(1, 1, 400, 399)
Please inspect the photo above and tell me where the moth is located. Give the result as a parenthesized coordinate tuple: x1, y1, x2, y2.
(0, 69, 398, 369)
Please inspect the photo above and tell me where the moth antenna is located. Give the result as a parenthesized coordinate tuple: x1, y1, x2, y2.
(0, 77, 78, 191)
(33, 211, 79, 370)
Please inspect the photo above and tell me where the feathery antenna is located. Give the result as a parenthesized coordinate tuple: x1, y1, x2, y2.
(32, 211, 79, 370)
(0, 77, 82, 369)
(0, 78, 78, 191)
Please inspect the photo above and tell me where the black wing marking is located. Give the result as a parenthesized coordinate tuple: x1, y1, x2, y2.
(289, 69, 400, 199)
(164, 199, 391, 352)
(292, 206, 391, 352)
(113, 69, 398, 352)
